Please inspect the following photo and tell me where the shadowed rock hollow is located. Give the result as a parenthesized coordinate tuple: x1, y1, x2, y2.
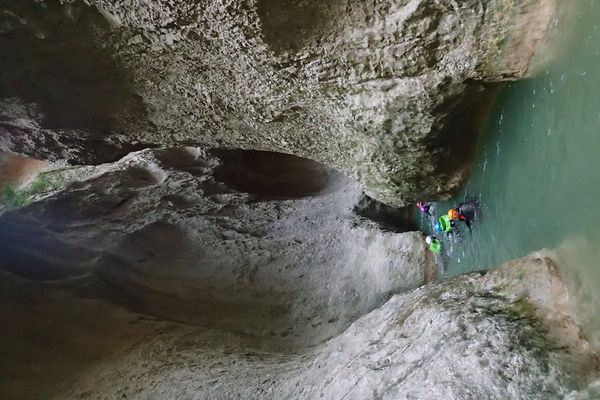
(211, 149, 347, 198)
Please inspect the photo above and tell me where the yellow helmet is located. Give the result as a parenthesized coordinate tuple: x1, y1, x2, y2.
(448, 209, 460, 220)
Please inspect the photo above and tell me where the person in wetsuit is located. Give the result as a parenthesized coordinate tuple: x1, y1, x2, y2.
(435, 215, 462, 242)
(425, 235, 442, 254)
(448, 200, 478, 232)
(417, 202, 432, 216)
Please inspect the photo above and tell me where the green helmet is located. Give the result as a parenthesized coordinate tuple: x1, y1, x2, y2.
(438, 215, 452, 233)
(429, 239, 442, 254)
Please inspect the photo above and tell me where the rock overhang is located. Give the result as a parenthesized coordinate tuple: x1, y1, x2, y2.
(0, 0, 558, 206)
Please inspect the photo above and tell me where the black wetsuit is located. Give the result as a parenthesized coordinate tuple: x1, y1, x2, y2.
(457, 201, 478, 232)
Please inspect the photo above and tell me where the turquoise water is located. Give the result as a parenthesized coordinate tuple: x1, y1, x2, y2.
(419, 1, 600, 346)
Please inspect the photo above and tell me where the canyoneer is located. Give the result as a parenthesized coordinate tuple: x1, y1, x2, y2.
(448, 200, 478, 232)
(435, 214, 461, 241)
(417, 202, 432, 216)
(425, 235, 442, 254)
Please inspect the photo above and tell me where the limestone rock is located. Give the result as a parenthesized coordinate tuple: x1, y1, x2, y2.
(0, 148, 432, 349)
(0, 0, 557, 206)
(0, 149, 597, 399)
(1, 247, 596, 399)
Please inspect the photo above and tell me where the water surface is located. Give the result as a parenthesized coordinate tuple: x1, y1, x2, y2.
(419, 0, 600, 347)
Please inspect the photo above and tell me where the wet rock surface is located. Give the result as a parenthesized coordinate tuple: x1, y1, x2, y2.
(0, 0, 557, 206)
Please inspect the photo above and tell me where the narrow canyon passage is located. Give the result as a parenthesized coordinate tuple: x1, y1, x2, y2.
(417, 0, 600, 350)
(1, 0, 599, 399)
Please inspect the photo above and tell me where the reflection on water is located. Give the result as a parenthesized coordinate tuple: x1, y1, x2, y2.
(419, 0, 600, 346)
